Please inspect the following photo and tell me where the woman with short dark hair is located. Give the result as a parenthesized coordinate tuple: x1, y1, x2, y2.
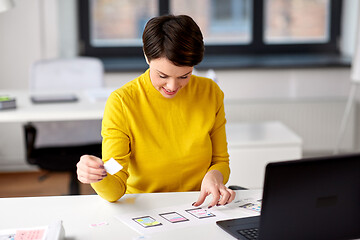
(143, 15, 204, 66)
(77, 15, 235, 207)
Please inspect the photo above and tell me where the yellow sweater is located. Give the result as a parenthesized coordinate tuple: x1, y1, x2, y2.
(92, 69, 229, 202)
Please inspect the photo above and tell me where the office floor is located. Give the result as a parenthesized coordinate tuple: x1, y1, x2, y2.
(0, 171, 96, 198)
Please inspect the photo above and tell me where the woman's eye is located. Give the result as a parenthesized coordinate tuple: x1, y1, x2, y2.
(159, 75, 167, 78)
(179, 76, 188, 79)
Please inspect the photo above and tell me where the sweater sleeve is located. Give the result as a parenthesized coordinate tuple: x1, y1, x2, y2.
(91, 91, 131, 202)
(208, 88, 230, 184)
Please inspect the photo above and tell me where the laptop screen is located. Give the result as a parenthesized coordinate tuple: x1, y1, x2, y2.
(259, 153, 360, 240)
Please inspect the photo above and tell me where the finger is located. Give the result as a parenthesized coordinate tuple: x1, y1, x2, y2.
(217, 188, 231, 205)
(78, 168, 107, 179)
(77, 166, 107, 183)
(78, 174, 103, 184)
(85, 164, 107, 176)
(193, 190, 208, 207)
(78, 175, 93, 184)
(77, 160, 107, 179)
(227, 189, 236, 204)
(217, 188, 237, 205)
(80, 155, 104, 169)
(77, 169, 106, 183)
(78, 158, 106, 177)
(208, 189, 220, 208)
(77, 170, 105, 182)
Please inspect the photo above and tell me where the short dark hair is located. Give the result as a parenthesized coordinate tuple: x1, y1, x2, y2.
(142, 15, 204, 67)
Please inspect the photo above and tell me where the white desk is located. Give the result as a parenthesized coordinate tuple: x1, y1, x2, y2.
(0, 190, 261, 240)
(0, 89, 110, 171)
(0, 89, 110, 123)
(226, 121, 302, 189)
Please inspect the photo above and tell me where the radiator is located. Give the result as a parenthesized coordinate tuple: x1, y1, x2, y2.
(224, 98, 356, 152)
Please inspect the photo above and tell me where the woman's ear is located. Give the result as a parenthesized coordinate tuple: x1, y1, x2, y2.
(143, 52, 150, 65)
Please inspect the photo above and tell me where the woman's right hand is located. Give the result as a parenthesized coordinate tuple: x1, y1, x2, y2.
(77, 155, 107, 184)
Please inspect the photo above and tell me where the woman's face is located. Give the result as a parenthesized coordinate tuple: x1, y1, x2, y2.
(148, 57, 193, 99)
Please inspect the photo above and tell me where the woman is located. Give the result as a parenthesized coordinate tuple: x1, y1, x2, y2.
(76, 15, 235, 208)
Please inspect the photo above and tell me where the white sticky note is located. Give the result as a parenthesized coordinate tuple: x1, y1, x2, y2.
(104, 158, 123, 175)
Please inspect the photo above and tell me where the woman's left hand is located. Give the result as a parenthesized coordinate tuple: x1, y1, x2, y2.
(193, 170, 236, 208)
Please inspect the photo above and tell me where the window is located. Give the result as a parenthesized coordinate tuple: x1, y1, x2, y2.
(78, 0, 344, 70)
(171, 0, 252, 44)
(89, 0, 158, 47)
(264, 0, 330, 44)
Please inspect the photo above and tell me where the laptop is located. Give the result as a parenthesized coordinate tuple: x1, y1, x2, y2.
(217, 153, 360, 240)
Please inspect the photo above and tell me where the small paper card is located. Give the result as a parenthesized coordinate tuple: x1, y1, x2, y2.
(185, 208, 216, 219)
(133, 216, 162, 228)
(159, 212, 189, 223)
(104, 158, 123, 175)
(14, 229, 45, 240)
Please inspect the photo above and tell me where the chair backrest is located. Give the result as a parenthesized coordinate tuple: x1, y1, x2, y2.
(30, 57, 104, 90)
(28, 57, 104, 148)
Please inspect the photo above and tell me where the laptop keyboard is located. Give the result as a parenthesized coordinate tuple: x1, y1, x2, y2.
(237, 228, 259, 240)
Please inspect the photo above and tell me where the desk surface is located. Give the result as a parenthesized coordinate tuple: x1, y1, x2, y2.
(0, 89, 112, 123)
(0, 190, 261, 240)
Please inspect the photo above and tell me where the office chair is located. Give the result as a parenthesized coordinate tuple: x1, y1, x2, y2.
(25, 57, 104, 195)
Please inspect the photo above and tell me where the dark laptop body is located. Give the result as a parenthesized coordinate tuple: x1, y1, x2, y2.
(217, 153, 360, 240)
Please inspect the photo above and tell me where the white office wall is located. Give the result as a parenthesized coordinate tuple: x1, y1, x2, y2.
(0, 0, 58, 89)
(0, 0, 41, 89)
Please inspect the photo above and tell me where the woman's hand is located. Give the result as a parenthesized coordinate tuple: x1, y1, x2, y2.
(193, 170, 236, 208)
(76, 155, 107, 184)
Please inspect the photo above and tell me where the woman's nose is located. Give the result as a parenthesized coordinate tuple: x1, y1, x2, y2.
(166, 79, 178, 91)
